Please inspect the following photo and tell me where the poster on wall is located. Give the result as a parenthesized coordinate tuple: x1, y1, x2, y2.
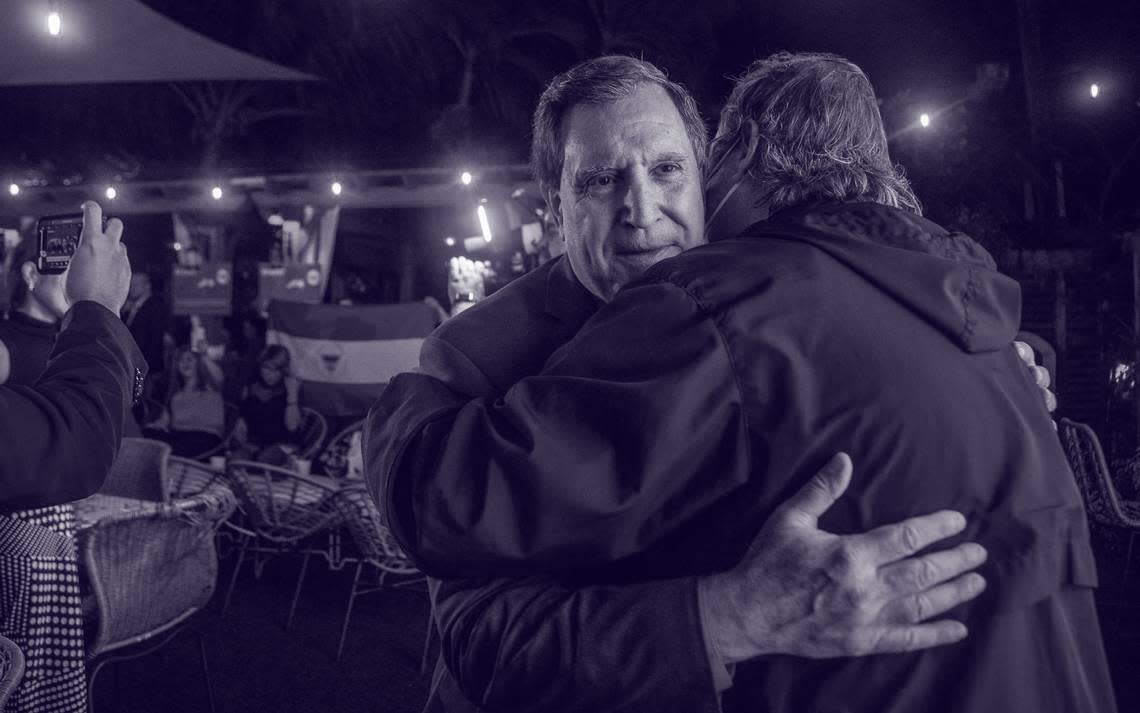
(171, 262, 233, 315)
(257, 262, 324, 312)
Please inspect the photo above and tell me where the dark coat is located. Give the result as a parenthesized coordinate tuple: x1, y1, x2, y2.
(0, 301, 146, 512)
(369, 203, 1114, 712)
(394, 256, 723, 712)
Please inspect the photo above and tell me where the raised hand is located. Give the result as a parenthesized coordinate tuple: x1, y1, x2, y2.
(65, 201, 131, 314)
(699, 453, 986, 663)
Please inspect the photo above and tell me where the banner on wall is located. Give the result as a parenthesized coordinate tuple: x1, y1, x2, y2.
(257, 263, 324, 311)
(266, 299, 436, 418)
(171, 262, 233, 315)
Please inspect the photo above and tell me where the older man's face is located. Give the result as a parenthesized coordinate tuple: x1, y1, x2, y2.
(549, 83, 705, 302)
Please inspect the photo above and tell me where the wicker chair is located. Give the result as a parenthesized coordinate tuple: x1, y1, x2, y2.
(1058, 417, 1140, 637)
(317, 419, 365, 480)
(332, 485, 424, 661)
(221, 460, 344, 628)
(80, 479, 236, 713)
(296, 407, 329, 461)
(100, 437, 171, 503)
(0, 635, 25, 709)
(166, 455, 229, 500)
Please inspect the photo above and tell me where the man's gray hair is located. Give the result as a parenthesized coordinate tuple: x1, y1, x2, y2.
(714, 52, 922, 215)
(531, 55, 708, 191)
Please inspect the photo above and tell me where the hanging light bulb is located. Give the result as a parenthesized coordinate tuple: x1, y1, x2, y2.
(46, 10, 62, 37)
(460, 171, 473, 185)
(105, 186, 117, 200)
(211, 185, 224, 200)
(331, 181, 343, 196)
(919, 113, 931, 128)
(8, 183, 19, 196)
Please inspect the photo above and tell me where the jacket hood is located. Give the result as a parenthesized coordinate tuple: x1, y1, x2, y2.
(749, 203, 1021, 353)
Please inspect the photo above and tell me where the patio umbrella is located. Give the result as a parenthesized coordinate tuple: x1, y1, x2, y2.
(0, 0, 317, 85)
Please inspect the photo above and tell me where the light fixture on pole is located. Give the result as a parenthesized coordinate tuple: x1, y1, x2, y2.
(477, 204, 492, 242)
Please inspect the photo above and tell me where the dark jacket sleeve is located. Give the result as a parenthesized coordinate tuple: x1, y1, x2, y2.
(0, 301, 145, 511)
(432, 574, 722, 713)
(365, 279, 750, 578)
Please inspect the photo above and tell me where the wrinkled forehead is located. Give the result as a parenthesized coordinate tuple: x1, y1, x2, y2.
(560, 86, 696, 174)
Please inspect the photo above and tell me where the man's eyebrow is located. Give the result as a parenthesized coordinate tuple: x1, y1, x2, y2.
(654, 151, 690, 163)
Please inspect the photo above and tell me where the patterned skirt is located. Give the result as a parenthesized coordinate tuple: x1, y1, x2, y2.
(0, 505, 87, 713)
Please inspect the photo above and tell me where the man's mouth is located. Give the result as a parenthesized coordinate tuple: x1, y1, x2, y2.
(616, 245, 680, 263)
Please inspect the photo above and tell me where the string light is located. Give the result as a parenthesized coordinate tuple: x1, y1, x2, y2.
(7, 183, 18, 196)
(445, 236, 456, 247)
(105, 186, 117, 200)
(46, 11, 61, 37)
(211, 185, 224, 200)
(460, 171, 473, 185)
(1090, 83, 1100, 99)
(331, 181, 343, 196)
(919, 113, 931, 128)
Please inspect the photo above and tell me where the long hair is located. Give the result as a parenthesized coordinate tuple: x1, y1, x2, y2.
(254, 344, 291, 387)
(531, 55, 708, 192)
(166, 346, 218, 404)
(713, 51, 921, 215)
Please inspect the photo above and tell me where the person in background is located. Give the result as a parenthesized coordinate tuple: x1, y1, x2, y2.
(231, 344, 301, 465)
(0, 236, 68, 386)
(144, 345, 225, 457)
(120, 270, 167, 399)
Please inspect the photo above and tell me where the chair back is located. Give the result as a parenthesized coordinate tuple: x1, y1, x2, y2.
(296, 407, 329, 460)
(0, 633, 25, 708)
(317, 420, 365, 480)
(166, 456, 228, 499)
(100, 437, 171, 502)
(225, 460, 341, 544)
(79, 480, 235, 659)
(1059, 418, 1139, 528)
(335, 487, 419, 575)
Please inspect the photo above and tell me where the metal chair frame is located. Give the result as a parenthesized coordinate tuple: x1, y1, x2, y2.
(220, 460, 344, 629)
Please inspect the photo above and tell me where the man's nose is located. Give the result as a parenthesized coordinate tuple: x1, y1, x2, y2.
(621, 174, 663, 229)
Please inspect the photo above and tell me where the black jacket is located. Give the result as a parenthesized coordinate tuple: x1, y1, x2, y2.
(0, 301, 146, 512)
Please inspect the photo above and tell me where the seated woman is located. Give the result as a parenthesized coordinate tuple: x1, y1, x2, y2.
(144, 346, 225, 457)
(230, 345, 301, 465)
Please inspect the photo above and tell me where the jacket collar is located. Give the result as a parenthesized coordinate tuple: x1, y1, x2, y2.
(543, 255, 602, 325)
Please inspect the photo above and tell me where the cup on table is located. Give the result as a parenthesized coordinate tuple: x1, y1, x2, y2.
(293, 458, 311, 478)
(209, 455, 226, 471)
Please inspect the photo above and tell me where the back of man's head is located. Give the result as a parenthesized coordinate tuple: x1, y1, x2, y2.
(6, 236, 37, 309)
(715, 51, 921, 216)
(531, 55, 708, 192)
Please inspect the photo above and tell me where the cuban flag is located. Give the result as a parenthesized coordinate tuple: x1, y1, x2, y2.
(267, 300, 438, 418)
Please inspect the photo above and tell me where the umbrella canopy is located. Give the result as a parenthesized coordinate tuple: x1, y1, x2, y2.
(1, 0, 317, 85)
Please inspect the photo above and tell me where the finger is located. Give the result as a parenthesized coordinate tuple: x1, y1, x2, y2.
(877, 542, 987, 596)
(80, 200, 104, 246)
(880, 572, 986, 625)
(1043, 389, 1057, 413)
(1013, 341, 1033, 366)
(862, 620, 969, 654)
(105, 217, 124, 244)
(777, 453, 852, 525)
(1031, 365, 1050, 388)
(846, 510, 967, 566)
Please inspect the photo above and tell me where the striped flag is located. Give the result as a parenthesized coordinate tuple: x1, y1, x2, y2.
(267, 300, 438, 418)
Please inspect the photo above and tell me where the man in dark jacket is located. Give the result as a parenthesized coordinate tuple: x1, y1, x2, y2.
(370, 53, 1112, 712)
(0, 200, 144, 512)
(365, 57, 1024, 713)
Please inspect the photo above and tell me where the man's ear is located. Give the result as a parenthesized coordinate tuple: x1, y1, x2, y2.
(19, 261, 37, 290)
(542, 186, 564, 228)
(737, 119, 761, 173)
